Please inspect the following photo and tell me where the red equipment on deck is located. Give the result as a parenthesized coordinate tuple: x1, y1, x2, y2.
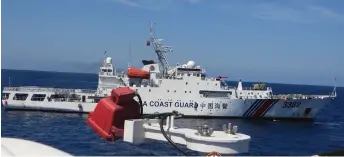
(127, 67, 150, 79)
(87, 87, 141, 141)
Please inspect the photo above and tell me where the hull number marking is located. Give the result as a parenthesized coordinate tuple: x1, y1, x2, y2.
(283, 101, 301, 108)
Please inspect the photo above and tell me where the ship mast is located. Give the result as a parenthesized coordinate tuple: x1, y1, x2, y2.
(148, 21, 173, 76)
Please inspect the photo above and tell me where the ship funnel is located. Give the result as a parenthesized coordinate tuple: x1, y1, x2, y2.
(237, 79, 243, 90)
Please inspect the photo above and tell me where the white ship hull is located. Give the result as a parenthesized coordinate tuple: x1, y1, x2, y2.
(2, 93, 332, 120)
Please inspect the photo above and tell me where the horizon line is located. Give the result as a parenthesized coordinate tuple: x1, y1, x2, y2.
(1, 68, 341, 88)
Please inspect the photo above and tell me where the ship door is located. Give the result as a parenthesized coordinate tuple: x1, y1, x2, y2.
(82, 96, 86, 102)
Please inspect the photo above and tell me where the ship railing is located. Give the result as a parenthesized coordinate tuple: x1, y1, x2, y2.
(272, 94, 332, 100)
(3, 87, 96, 94)
(241, 87, 271, 91)
(221, 86, 236, 90)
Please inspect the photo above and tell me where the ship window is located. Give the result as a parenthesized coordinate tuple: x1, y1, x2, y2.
(13, 93, 28, 100)
(185, 91, 187, 93)
(189, 91, 191, 93)
(197, 82, 199, 85)
(3, 93, 10, 99)
(167, 90, 169, 92)
(215, 84, 217, 86)
(186, 82, 188, 85)
(31, 94, 46, 101)
(149, 89, 151, 92)
(174, 90, 176, 92)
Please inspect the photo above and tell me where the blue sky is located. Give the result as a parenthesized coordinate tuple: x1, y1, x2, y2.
(2, 0, 343, 86)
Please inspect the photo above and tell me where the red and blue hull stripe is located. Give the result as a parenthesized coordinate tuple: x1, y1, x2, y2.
(242, 99, 279, 117)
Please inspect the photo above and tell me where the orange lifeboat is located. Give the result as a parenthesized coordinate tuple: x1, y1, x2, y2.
(127, 67, 150, 79)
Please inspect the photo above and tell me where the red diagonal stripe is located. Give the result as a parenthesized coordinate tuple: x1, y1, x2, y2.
(252, 99, 275, 118)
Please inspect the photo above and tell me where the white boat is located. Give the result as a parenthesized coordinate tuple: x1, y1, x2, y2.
(1, 22, 337, 120)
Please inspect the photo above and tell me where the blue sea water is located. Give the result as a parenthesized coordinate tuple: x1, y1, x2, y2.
(1, 69, 344, 156)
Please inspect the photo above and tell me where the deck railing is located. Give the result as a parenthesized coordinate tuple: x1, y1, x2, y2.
(3, 87, 96, 94)
(272, 93, 331, 99)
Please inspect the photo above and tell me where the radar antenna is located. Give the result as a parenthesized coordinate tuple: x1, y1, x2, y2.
(147, 21, 173, 76)
(332, 77, 337, 97)
(128, 44, 132, 68)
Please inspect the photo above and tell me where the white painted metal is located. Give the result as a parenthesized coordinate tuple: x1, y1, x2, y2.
(1, 137, 73, 157)
(123, 115, 250, 154)
(1, 115, 250, 156)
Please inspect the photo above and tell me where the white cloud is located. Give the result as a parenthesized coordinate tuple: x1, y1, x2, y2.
(112, 0, 200, 10)
(308, 5, 344, 22)
(114, 0, 141, 8)
(185, 0, 201, 4)
(219, 1, 344, 24)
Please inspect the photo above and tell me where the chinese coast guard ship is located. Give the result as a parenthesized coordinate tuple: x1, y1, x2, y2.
(1, 22, 337, 120)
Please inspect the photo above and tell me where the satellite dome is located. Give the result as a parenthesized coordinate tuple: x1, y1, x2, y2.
(186, 61, 196, 68)
(105, 57, 112, 64)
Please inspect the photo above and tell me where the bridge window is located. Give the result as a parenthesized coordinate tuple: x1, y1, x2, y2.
(13, 93, 28, 101)
(31, 94, 46, 101)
